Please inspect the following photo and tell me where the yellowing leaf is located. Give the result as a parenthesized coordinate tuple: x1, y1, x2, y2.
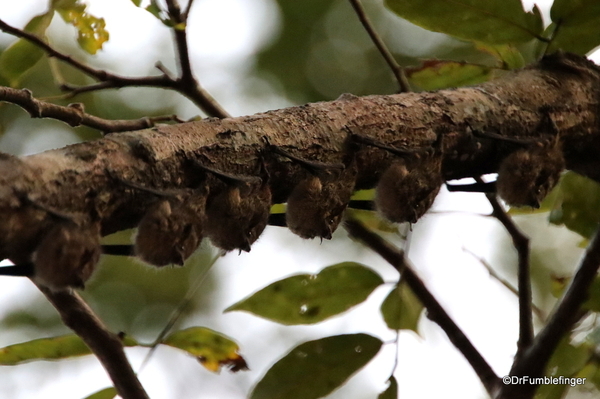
(475, 43, 525, 69)
(55, 0, 109, 54)
(83, 387, 118, 399)
(406, 60, 493, 91)
(250, 334, 382, 399)
(384, 0, 543, 45)
(380, 281, 423, 332)
(163, 327, 247, 373)
(225, 263, 384, 325)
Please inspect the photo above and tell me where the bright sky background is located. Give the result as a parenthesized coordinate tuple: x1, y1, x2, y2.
(0, 1, 596, 398)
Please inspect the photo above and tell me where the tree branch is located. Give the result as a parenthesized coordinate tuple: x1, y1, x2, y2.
(462, 246, 545, 321)
(480, 179, 533, 354)
(347, 0, 411, 93)
(0, 18, 229, 118)
(0, 86, 184, 132)
(0, 53, 599, 265)
(37, 284, 149, 399)
(344, 218, 500, 395)
(498, 228, 600, 399)
(164, 0, 230, 118)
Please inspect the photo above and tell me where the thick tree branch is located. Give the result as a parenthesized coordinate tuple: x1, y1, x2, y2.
(498, 228, 600, 399)
(0, 86, 184, 132)
(0, 53, 599, 263)
(38, 284, 149, 399)
(344, 218, 500, 395)
(0, 18, 229, 118)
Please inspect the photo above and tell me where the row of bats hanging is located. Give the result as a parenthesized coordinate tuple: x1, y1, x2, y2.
(0, 128, 565, 291)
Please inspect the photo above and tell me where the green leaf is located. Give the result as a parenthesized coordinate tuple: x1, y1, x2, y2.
(546, 0, 600, 55)
(548, 172, 600, 239)
(143, 0, 176, 27)
(130, 0, 142, 6)
(346, 208, 400, 234)
(380, 281, 424, 332)
(583, 276, 600, 312)
(250, 334, 382, 399)
(83, 387, 118, 399)
(549, 274, 570, 299)
(547, 338, 592, 377)
(406, 60, 493, 90)
(55, 0, 109, 54)
(475, 43, 526, 69)
(378, 376, 398, 399)
(163, 327, 247, 373)
(225, 263, 384, 325)
(0, 334, 139, 365)
(0, 335, 88, 365)
(0, 12, 54, 87)
(384, 0, 543, 44)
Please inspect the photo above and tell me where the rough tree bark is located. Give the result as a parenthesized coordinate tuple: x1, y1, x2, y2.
(0, 52, 599, 263)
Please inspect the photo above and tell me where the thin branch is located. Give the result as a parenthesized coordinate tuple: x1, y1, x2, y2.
(344, 218, 500, 396)
(37, 284, 149, 399)
(0, 18, 229, 118)
(183, 0, 197, 20)
(0, 86, 184, 133)
(164, 0, 230, 118)
(479, 177, 534, 354)
(138, 253, 221, 372)
(347, 0, 411, 93)
(499, 228, 600, 399)
(462, 246, 545, 321)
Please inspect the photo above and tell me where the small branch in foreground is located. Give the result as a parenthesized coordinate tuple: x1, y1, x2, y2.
(347, 0, 411, 93)
(479, 177, 534, 355)
(0, 86, 185, 133)
(37, 284, 149, 399)
(0, 18, 229, 119)
(500, 228, 600, 399)
(462, 246, 545, 321)
(344, 218, 500, 396)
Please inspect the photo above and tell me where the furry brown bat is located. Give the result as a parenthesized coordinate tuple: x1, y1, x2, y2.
(0, 219, 101, 291)
(351, 133, 443, 223)
(447, 130, 564, 208)
(110, 177, 206, 267)
(269, 145, 356, 240)
(197, 162, 271, 252)
(135, 192, 206, 266)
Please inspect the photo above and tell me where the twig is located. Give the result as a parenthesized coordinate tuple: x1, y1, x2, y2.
(347, 0, 411, 93)
(0, 18, 229, 118)
(37, 284, 149, 399)
(499, 228, 600, 399)
(0, 86, 184, 133)
(478, 177, 534, 354)
(138, 253, 221, 372)
(462, 246, 545, 321)
(164, 0, 230, 118)
(344, 218, 500, 395)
